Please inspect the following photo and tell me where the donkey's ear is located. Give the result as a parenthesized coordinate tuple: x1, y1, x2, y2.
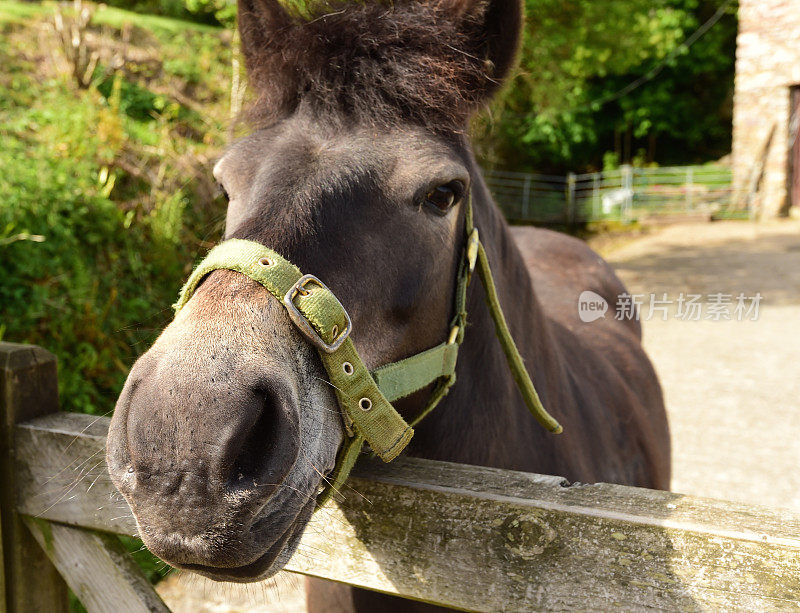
(237, 0, 291, 77)
(449, 0, 524, 101)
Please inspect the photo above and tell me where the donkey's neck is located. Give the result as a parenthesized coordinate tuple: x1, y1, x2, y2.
(406, 172, 571, 473)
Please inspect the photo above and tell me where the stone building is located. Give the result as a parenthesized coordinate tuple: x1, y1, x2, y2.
(733, 0, 800, 217)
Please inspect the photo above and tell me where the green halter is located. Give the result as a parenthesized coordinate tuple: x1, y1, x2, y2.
(173, 197, 562, 506)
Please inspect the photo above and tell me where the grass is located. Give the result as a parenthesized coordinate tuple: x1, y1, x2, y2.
(0, 0, 219, 32)
(0, 1, 231, 412)
(94, 4, 220, 32)
(0, 0, 42, 21)
(711, 208, 752, 221)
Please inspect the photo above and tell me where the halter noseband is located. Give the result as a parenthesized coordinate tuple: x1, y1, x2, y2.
(173, 196, 562, 505)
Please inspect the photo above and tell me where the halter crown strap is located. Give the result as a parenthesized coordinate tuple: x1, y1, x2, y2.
(173, 195, 561, 507)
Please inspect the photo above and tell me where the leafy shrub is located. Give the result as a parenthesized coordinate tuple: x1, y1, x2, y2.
(100, 0, 220, 25)
(0, 92, 184, 412)
(0, 18, 226, 414)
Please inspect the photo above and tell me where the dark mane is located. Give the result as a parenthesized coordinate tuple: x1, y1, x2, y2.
(241, 0, 497, 131)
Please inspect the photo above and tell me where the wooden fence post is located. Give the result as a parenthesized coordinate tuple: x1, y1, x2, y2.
(0, 343, 68, 613)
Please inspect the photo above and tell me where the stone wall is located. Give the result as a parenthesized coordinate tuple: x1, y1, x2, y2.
(733, 0, 800, 217)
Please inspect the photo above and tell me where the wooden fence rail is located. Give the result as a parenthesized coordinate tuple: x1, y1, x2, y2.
(3, 343, 800, 612)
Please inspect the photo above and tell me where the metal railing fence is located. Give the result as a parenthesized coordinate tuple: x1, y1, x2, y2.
(484, 165, 741, 223)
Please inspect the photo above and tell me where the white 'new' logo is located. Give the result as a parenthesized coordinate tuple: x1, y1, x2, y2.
(578, 290, 608, 323)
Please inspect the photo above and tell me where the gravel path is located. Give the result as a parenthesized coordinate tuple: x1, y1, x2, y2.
(607, 219, 800, 511)
(157, 219, 800, 611)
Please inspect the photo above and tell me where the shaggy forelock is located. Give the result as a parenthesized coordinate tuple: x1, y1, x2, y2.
(242, 0, 496, 132)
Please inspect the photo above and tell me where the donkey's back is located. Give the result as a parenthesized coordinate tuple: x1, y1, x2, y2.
(511, 226, 640, 337)
(511, 226, 671, 490)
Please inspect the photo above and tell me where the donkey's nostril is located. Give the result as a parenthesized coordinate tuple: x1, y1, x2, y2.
(223, 380, 300, 493)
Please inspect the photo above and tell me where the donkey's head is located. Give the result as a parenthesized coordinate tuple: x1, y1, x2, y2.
(107, 0, 522, 581)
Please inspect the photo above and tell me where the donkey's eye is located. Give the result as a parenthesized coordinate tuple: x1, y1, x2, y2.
(424, 181, 464, 215)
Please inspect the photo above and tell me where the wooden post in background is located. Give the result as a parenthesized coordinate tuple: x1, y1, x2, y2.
(0, 343, 68, 613)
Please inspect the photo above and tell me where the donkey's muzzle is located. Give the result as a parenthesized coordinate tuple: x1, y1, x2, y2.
(106, 348, 302, 568)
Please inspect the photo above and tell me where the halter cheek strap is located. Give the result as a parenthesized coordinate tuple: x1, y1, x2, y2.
(173, 197, 561, 506)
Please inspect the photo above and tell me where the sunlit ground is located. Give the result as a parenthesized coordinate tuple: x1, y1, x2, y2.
(610, 218, 800, 511)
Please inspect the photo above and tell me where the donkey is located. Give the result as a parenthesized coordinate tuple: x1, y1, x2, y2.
(106, 0, 670, 610)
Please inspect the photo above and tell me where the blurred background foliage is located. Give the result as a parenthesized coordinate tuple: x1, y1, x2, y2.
(0, 0, 737, 414)
(473, 0, 738, 171)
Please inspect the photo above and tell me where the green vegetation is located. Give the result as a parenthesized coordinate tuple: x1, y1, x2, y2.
(711, 208, 751, 220)
(474, 0, 738, 172)
(0, 0, 218, 30)
(119, 535, 173, 582)
(0, 0, 230, 414)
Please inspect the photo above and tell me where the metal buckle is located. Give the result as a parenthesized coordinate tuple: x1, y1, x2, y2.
(283, 274, 352, 353)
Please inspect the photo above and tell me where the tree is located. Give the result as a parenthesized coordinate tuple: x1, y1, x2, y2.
(473, 0, 738, 172)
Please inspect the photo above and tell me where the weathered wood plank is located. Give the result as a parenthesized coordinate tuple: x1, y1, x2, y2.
(24, 518, 170, 613)
(15, 411, 133, 536)
(15, 412, 800, 612)
(0, 343, 68, 613)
